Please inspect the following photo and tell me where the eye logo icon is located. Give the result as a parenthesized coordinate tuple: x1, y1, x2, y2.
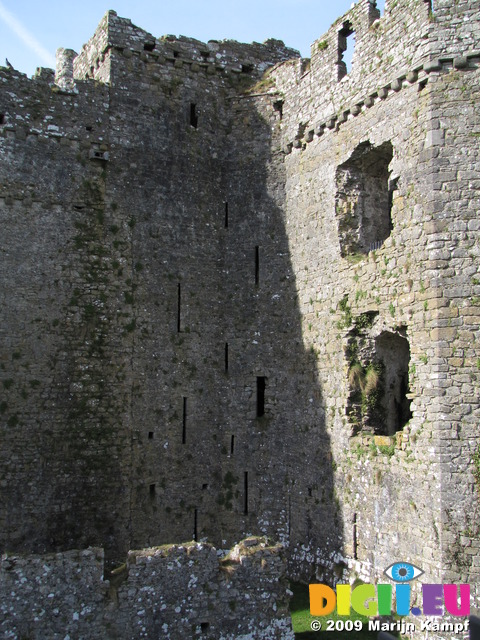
(384, 562, 424, 583)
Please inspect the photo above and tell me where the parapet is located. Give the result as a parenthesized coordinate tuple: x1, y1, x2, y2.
(72, 10, 299, 85)
(0, 538, 294, 639)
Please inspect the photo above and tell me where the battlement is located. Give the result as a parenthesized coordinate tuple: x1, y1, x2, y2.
(270, 0, 480, 150)
(71, 10, 299, 88)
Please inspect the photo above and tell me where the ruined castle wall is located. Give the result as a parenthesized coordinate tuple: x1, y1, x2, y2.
(428, 64, 480, 585)
(0, 10, 337, 574)
(0, 538, 294, 640)
(1, 0, 479, 610)
(0, 66, 135, 556)
(96, 13, 338, 567)
(272, 0, 432, 151)
(270, 0, 480, 588)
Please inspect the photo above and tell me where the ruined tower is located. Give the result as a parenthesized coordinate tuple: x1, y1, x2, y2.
(0, 0, 479, 610)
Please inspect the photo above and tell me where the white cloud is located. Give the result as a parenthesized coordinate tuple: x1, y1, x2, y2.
(0, 1, 55, 68)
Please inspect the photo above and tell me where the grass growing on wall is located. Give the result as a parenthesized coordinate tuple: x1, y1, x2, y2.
(289, 582, 391, 639)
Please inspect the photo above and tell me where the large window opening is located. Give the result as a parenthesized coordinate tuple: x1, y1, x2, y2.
(375, 331, 412, 435)
(335, 141, 394, 256)
(346, 321, 411, 436)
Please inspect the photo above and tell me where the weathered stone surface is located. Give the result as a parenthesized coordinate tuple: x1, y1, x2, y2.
(0, 539, 294, 639)
(0, 2, 480, 638)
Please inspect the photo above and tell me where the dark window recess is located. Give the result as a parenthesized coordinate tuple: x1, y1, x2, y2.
(375, 332, 412, 435)
(144, 42, 155, 51)
(148, 431, 154, 440)
(335, 140, 394, 256)
(308, 487, 312, 497)
(177, 283, 181, 332)
(201, 622, 210, 632)
(230, 435, 235, 456)
(193, 508, 198, 541)
(173, 50, 179, 58)
(241, 63, 254, 73)
(0, 114, 6, 125)
(182, 397, 187, 444)
(418, 79, 428, 92)
(273, 100, 284, 121)
(225, 342, 229, 372)
(200, 51, 210, 61)
(346, 326, 412, 436)
(353, 513, 358, 560)
(224, 202, 229, 228)
(256, 376, 265, 417)
(190, 103, 198, 128)
(202, 483, 208, 490)
(337, 21, 355, 80)
(255, 246, 260, 285)
(149, 484, 156, 499)
(244, 472, 249, 515)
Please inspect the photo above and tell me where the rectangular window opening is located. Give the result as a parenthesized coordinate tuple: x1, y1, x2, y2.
(424, 0, 434, 13)
(194, 508, 198, 541)
(244, 472, 249, 515)
(201, 622, 210, 632)
(224, 202, 229, 228)
(148, 431, 154, 440)
(256, 376, 265, 417)
(225, 342, 229, 372)
(353, 512, 358, 560)
(182, 397, 187, 444)
(273, 100, 283, 121)
(177, 283, 181, 332)
(338, 21, 355, 80)
(149, 483, 156, 499)
(255, 246, 260, 286)
(0, 114, 5, 125)
(230, 435, 235, 456)
(190, 103, 198, 129)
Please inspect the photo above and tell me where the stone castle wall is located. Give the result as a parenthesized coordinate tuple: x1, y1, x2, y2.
(0, 1, 479, 636)
(0, 538, 293, 639)
(264, 0, 480, 589)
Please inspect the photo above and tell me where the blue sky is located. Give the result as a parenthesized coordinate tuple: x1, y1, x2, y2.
(0, 0, 385, 77)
